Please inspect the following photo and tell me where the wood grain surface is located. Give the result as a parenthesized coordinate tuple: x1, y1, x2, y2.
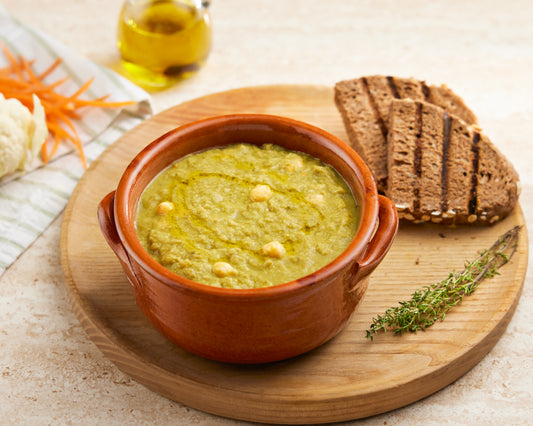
(60, 85, 528, 424)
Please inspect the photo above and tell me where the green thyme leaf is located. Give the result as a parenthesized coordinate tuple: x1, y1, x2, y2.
(366, 226, 521, 341)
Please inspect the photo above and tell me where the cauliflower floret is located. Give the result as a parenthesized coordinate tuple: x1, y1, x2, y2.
(0, 93, 48, 178)
(31, 95, 47, 159)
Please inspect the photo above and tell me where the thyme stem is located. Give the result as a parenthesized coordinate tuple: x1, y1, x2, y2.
(366, 226, 521, 340)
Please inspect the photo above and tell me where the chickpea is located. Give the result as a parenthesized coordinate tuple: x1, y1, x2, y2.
(249, 184, 272, 202)
(156, 201, 174, 215)
(284, 156, 304, 172)
(262, 241, 286, 258)
(212, 262, 237, 277)
(307, 193, 325, 204)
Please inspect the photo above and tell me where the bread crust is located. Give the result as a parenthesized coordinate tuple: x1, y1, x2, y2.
(386, 99, 519, 226)
(334, 75, 478, 192)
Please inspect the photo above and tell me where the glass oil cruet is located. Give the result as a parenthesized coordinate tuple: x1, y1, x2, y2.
(117, 0, 212, 89)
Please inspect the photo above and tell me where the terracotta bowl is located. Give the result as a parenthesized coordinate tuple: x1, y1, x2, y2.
(98, 114, 398, 364)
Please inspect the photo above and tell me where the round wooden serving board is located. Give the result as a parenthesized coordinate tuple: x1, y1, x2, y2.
(60, 85, 528, 424)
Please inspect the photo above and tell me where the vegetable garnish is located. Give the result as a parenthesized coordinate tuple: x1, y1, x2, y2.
(0, 93, 46, 178)
(0, 43, 135, 168)
(366, 226, 521, 340)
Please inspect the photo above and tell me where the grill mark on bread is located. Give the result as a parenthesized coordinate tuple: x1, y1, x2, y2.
(421, 81, 431, 101)
(384, 97, 518, 226)
(335, 76, 481, 197)
(361, 77, 387, 138)
(441, 112, 451, 212)
(386, 76, 401, 99)
(468, 131, 481, 215)
(412, 102, 423, 212)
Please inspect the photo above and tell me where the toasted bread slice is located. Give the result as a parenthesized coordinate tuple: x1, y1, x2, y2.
(386, 99, 519, 225)
(334, 76, 477, 191)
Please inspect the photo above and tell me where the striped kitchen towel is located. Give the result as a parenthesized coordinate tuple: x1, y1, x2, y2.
(0, 6, 152, 276)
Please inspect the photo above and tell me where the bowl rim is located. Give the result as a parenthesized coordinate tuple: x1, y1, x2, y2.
(113, 113, 379, 299)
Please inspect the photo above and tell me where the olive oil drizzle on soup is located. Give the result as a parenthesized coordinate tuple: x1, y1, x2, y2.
(136, 144, 359, 288)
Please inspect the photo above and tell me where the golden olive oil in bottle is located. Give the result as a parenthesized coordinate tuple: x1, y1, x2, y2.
(117, 0, 211, 89)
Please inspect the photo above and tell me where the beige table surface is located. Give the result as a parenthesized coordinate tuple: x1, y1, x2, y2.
(1, 0, 532, 424)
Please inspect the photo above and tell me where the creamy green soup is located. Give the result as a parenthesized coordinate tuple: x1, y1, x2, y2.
(136, 143, 359, 289)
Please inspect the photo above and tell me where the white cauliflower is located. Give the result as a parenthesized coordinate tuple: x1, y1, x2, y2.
(0, 93, 48, 178)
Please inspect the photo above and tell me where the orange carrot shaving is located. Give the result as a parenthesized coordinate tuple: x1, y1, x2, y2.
(1, 44, 23, 79)
(0, 43, 136, 167)
(37, 57, 61, 81)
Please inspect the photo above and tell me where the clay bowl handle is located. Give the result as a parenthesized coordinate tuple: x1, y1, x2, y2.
(97, 191, 142, 289)
(357, 195, 398, 279)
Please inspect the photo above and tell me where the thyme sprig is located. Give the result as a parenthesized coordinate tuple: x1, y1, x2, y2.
(366, 226, 521, 340)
